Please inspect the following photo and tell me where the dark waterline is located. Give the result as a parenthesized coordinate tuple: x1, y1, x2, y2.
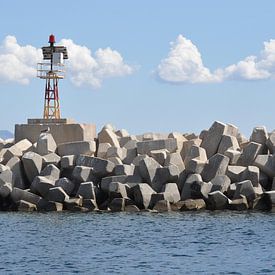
(0, 211, 274, 274)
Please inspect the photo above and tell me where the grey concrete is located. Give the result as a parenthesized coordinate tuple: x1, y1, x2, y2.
(55, 177, 75, 196)
(15, 121, 96, 145)
(98, 128, 120, 147)
(138, 156, 161, 184)
(30, 176, 55, 198)
(11, 187, 42, 205)
(210, 175, 231, 193)
(76, 182, 96, 199)
(207, 191, 230, 210)
(234, 180, 256, 203)
(201, 153, 230, 182)
(237, 142, 263, 166)
(57, 141, 96, 157)
(132, 183, 156, 209)
(218, 135, 240, 155)
(22, 152, 43, 183)
(36, 133, 57, 156)
(40, 164, 60, 181)
(137, 138, 177, 155)
(47, 186, 69, 202)
(76, 155, 115, 178)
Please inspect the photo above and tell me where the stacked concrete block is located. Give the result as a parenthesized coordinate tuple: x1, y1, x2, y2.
(0, 120, 275, 213)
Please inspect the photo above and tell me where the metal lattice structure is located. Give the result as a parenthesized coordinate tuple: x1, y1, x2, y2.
(37, 35, 68, 119)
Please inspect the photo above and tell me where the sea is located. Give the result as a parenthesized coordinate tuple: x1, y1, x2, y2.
(0, 211, 274, 274)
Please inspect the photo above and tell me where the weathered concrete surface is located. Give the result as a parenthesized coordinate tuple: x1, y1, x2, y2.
(15, 120, 96, 145)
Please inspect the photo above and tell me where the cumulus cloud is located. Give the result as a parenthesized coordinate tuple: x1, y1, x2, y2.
(156, 34, 275, 84)
(60, 39, 133, 88)
(0, 36, 41, 84)
(0, 35, 133, 88)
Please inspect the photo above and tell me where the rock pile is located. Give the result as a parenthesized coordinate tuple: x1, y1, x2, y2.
(0, 121, 275, 213)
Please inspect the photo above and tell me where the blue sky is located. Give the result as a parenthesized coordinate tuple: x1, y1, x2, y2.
(1, 1, 275, 137)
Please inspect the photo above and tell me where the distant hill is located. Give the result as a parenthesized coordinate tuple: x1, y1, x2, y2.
(0, 130, 14, 140)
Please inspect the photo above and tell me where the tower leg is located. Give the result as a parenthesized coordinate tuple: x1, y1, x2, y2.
(43, 78, 61, 119)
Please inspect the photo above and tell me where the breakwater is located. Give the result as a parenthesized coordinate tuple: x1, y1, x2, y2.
(0, 121, 274, 212)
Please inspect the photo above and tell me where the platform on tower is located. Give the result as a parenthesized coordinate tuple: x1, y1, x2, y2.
(15, 118, 96, 145)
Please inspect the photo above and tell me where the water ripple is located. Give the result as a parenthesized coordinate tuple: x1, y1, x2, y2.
(0, 212, 274, 274)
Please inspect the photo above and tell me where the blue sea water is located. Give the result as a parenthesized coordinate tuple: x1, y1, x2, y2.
(0, 211, 274, 274)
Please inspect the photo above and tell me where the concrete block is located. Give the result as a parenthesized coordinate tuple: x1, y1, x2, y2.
(57, 141, 96, 157)
(60, 155, 76, 169)
(42, 152, 61, 168)
(76, 155, 115, 177)
(138, 156, 161, 184)
(262, 191, 275, 211)
(64, 197, 83, 211)
(224, 149, 241, 165)
(115, 129, 129, 138)
(164, 152, 185, 173)
(142, 132, 169, 141)
(0, 183, 12, 198)
(137, 138, 177, 155)
(22, 152, 43, 183)
(36, 133, 57, 156)
(250, 126, 268, 145)
(228, 195, 249, 211)
(237, 142, 263, 166)
(114, 164, 135, 176)
(226, 165, 246, 182)
(30, 176, 55, 198)
(72, 166, 93, 183)
(101, 175, 142, 192)
(253, 154, 275, 178)
(11, 187, 42, 205)
(109, 198, 135, 212)
(234, 180, 256, 205)
(149, 149, 168, 166)
(97, 143, 111, 159)
(37, 200, 63, 211)
(76, 182, 96, 199)
(82, 199, 98, 211)
(132, 154, 147, 166)
(132, 183, 156, 209)
(119, 136, 137, 148)
(55, 177, 75, 196)
(168, 132, 187, 153)
(218, 135, 240, 154)
(122, 139, 137, 150)
(210, 175, 231, 193)
(108, 157, 123, 165)
(40, 164, 60, 181)
(241, 166, 259, 187)
(184, 145, 207, 165)
(201, 121, 227, 158)
(161, 182, 181, 204)
(180, 138, 202, 160)
(201, 153, 230, 182)
(47, 186, 69, 202)
(18, 200, 37, 212)
(207, 191, 230, 210)
(2, 145, 23, 164)
(185, 158, 206, 174)
(106, 146, 127, 160)
(108, 182, 129, 198)
(6, 157, 26, 189)
(15, 121, 96, 145)
(152, 165, 179, 192)
(98, 128, 120, 147)
(266, 131, 275, 154)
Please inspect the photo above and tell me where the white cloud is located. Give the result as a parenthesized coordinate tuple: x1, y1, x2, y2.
(156, 35, 275, 84)
(60, 39, 133, 88)
(0, 36, 41, 84)
(0, 35, 133, 88)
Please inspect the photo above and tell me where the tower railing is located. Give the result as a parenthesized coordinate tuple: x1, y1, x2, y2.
(37, 62, 65, 79)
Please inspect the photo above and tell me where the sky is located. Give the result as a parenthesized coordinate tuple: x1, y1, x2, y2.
(1, 0, 275, 137)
